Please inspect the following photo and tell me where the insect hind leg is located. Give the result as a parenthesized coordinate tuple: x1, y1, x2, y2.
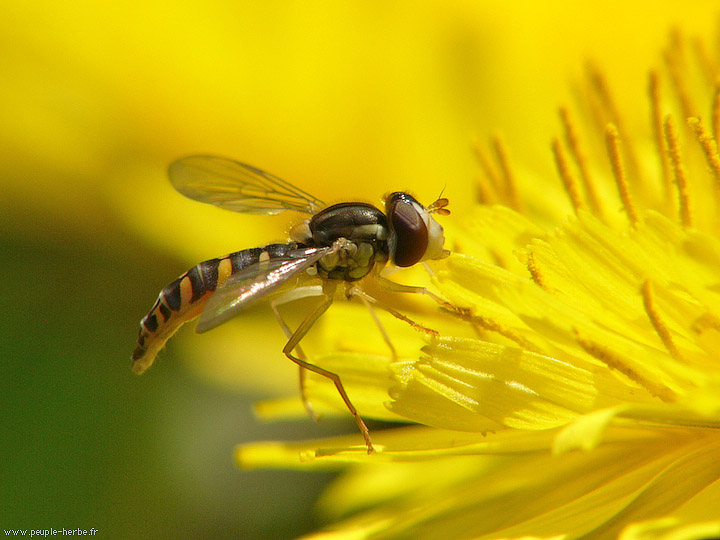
(275, 283, 375, 454)
(270, 289, 320, 422)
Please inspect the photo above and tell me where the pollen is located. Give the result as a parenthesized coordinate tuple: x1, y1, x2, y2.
(605, 123, 640, 227)
(526, 251, 552, 292)
(474, 135, 533, 214)
(551, 137, 585, 215)
(713, 86, 720, 143)
(664, 35, 696, 119)
(688, 117, 720, 196)
(649, 71, 673, 200)
(663, 115, 693, 228)
(641, 279, 686, 364)
(573, 328, 678, 403)
(559, 107, 602, 216)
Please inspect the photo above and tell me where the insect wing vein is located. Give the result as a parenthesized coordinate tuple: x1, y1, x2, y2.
(169, 155, 325, 215)
(196, 247, 329, 333)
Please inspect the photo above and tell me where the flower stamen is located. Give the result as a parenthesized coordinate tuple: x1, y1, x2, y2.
(663, 115, 693, 228)
(473, 141, 501, 204)
(573, 328, 677, 403)
(559, 107, 602, 216)
(466, 312, 538, 352)
(692, 37, 719, 85)
(589, 64, 622, 128)
(492, 135, 522, 212)
(526, 251, 552, 292)
(664, 32, 696, 118)
(641, 279, 687, 364)
(649, 72, 674, 201)
(605, 123, 640, 227)
(589, 65, 640, 177)
(687, 117, 720, 200)
(551, 138, 586, 215)
(712, 86, 720, 143)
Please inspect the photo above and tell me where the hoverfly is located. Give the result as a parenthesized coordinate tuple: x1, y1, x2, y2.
(132, 155, 450, 453)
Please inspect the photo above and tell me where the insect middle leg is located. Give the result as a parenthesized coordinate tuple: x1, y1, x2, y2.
(278, 284, 375, 453)
(353, 293, 398, 360)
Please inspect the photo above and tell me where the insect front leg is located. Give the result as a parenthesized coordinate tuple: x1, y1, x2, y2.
(281, 282, 375, 454)
(347, 285, 439, 337)
(374, 274, 456, 312)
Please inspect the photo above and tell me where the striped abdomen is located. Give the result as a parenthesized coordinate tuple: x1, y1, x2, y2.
(132, 244, 294, 374)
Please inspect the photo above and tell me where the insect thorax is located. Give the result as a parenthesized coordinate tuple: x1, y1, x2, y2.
(319, 237, 389, 281)
(290, 202, 390, 282)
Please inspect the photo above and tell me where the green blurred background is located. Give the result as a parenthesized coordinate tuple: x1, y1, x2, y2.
(1, 1, 716, 538)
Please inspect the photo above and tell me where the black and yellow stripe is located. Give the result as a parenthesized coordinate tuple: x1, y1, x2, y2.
(132, 244, 295, 374)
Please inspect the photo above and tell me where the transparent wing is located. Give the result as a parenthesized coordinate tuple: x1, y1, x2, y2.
(196, 246, 330, 333)
(169, 155, 325, 215)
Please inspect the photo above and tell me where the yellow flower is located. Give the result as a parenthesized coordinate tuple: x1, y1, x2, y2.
(237, 30, 720, 540)
(7, 0, 720, 538)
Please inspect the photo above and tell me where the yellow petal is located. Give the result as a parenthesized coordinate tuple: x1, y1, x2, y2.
(552, 406, 625, 454)
(620, 518, 720, 540)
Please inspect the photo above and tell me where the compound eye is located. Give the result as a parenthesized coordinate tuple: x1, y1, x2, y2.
(388, 196, 428, 267)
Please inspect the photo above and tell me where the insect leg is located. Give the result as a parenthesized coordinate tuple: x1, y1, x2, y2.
(353, 293, 398, 360)
(374, 275, 456, 311)
(347, 286, 439, 337)
(282, 286, 375, 454)
(270, 296, 318, 422)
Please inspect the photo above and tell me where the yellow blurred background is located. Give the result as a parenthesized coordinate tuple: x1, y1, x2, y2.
(1, 1, 717, 538)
